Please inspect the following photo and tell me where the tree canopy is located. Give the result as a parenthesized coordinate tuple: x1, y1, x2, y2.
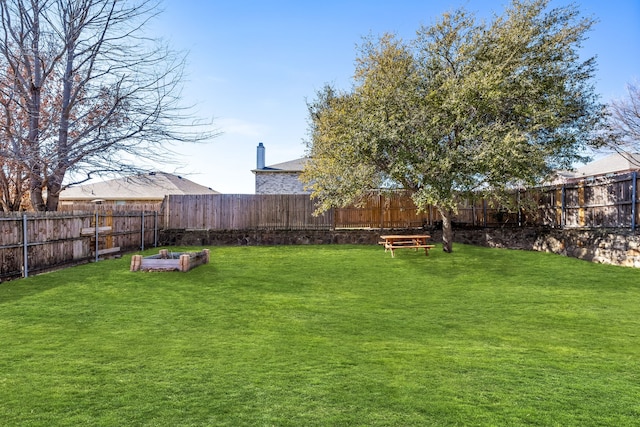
(302, 0, 606, 252)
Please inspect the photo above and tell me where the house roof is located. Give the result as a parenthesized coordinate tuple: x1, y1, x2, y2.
(252, 157, 310, 173)
(60, 172, 219, 201)
(567, 152, 640, 179)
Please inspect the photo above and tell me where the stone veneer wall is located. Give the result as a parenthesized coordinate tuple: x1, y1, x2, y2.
(452, 227, 640, 268)
(160, 227, 640, 268)
(255, 172, 309, 194)
(161, 229, 382, 247)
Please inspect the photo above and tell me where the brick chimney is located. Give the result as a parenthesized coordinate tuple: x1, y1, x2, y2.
(257, 142, 266, 169)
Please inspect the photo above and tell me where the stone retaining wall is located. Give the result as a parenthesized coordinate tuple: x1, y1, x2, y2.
(160, 229, 382, 247)
(160, 227, 640, 268)
(453, 227, 640, 268)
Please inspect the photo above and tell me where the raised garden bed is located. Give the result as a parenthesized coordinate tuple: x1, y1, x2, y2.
(130, 249, 210, 272)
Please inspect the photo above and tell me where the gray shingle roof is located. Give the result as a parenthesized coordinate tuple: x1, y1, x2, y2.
(569, 152, 640, 179)
(60, 172, 219, 201)
(253, 157, 309, 173)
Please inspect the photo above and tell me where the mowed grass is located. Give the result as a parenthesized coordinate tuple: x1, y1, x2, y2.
(1, 244, 640, 426)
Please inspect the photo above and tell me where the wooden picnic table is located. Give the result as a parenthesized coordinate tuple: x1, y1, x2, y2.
(380, 234, 435, 257)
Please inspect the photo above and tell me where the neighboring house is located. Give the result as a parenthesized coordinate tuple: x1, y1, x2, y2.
(559, 152, 640, 182)
(252, 142, 310, 194)
(59, 172, 219, 207)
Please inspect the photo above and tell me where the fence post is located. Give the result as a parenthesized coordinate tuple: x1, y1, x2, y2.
(379, 192, 383, 230)
(472, 202, 476, 227)
(94, 212, 99, 262)
(22, 214, 28, 278)
(154, 211, 158, 247)
(141, 211, 145, 251)
(483, 199, 487, 227)
(632, 171, 637, 231)
(517, 190, 522, 227)
(561, 185, 566, 228)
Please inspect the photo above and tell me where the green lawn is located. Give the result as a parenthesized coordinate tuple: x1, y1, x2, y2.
(1, 244, 639, 426)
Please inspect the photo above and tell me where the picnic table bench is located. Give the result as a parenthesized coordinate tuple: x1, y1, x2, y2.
(379, 234, 435, 257)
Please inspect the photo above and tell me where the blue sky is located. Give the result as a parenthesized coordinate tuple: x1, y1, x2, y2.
(151, 0, 640, 194)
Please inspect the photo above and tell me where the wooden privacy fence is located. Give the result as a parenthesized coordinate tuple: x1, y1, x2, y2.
(161, 172, 640, 231)
(336, 173, 639, 229)
(0, 211, 159, 280)
(159, 192, 536, 230)
(334, 192, 530, 228)
(547, 172, 639, 229)
(162, 194, 334, 230)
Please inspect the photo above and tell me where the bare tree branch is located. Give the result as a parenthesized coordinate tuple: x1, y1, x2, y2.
(0, 0, 219, 210)
(608, 83, 640, 165)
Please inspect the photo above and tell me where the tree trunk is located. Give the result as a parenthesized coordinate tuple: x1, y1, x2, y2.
(440, 207, 454, 253)
(30, 187, 46, 211)
(29, 169, 46, 211)
(45, 176, 63, 211)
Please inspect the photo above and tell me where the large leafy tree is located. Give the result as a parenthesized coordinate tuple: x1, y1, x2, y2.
(0, 0, 216, 211)
(303, 0, 606, 252)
